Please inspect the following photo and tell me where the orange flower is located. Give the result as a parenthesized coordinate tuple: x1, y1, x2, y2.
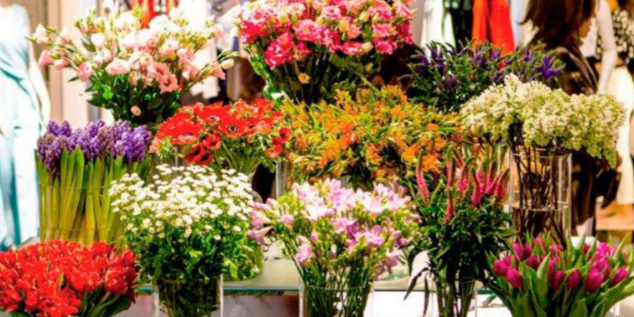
(366, 144, 382, 166)
(421, 154, 440, 173)
(426, 123, 439, 132)
(402, 144, 421, 164)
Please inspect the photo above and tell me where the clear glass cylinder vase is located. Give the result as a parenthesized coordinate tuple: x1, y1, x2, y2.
(154, 277, 223, 317)
(300, 283, 374, 317)
(428, 279, 477, 317)
(509, 148, 571, 244)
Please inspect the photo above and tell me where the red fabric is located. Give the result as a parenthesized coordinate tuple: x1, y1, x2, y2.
(472, 0, 515, 54)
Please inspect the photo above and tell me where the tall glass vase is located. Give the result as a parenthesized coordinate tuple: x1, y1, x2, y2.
(154, 278, 223, 317)
(300, 283, 375, 317)
(509, 147, 571, 244)
(428, 279, 477, 317)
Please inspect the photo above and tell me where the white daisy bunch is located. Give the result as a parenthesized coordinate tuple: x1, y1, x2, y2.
(110, 164, 254, 282)
(460, 75, 624, 166)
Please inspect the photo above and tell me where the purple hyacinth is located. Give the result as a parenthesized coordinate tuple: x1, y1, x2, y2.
(37, 120, 152, 176)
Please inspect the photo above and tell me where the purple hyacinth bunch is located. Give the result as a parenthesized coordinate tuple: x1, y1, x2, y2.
(37, 120, 152, 176)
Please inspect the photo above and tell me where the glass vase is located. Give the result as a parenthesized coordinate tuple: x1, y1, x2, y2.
(300, 283, 374, 317)
(428, 279, 477, 317)
(154, 278, 223, 317)
(38, 184, 124, 247)
(509, 148, 571, 244)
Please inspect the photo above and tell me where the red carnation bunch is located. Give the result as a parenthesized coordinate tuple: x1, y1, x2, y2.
(0, 241, 138, 317)
(153, 99, 290, 175)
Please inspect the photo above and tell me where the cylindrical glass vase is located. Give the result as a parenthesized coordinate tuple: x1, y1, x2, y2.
(154, 278, 223, 317)
(300, 283, 374, 317)
(428, 279, 477, 317)
(38, 184, 124, 247)
(509, 148, 571, 244)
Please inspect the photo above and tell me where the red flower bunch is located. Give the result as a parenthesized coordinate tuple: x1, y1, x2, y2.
(153, 99, 290, 174)
(0, 240, 138, 317)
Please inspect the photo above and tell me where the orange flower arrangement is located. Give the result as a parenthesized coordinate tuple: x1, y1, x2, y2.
(284, 86, 459, 190)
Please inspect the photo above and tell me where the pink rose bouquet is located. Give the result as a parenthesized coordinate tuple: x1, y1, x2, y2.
(248, 179, 418, 317)
(234, 0, 414, 104)
(30, 8, 236, 129)
(489, 236, 634, 317)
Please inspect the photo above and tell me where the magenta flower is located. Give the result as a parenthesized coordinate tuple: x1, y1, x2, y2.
(384, 250, 400, 268)
(280, 215, 294, 228)
(444, 194, 454, 222)
(584, 268, 605, 292)
(550, 271, 565, 290)
(247, 227, 271, 245)
(310, 232, 319, 243)
(493, 260, 509, 277)
(416, 165, 431, 202)
(566, 269, 582, 289)
(526, 256, 540, 270)
(295, 237, 313, 266)
(250, 210, 271, 229)
(612, 268, 629, 286)
(506, 268, 523, 289)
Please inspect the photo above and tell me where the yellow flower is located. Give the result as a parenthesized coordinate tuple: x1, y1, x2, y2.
(298, 73, 311, 84)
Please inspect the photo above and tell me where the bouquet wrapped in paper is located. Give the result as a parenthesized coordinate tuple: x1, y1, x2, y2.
(36, 121, 152, 245)
(30, 8, 235, 129)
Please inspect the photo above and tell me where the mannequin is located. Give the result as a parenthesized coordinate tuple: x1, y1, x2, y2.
(0, 0, 50, 248)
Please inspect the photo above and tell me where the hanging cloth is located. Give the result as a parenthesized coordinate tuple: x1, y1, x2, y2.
(472, 0, 515, 54)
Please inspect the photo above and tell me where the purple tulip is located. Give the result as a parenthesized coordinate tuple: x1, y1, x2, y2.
(526, 256, 540, 270)
(493, 260, 509, 277)
(566, 269, 582, 289)
(612, 268, 629, 286)
(584, 268, 605, 292)
(506, 268, 523, 289)
(593, 258, 611, 279)
(550, 271, 565, 290)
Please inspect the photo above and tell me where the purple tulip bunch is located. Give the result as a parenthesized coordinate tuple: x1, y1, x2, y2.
(489, 236, 634, 317)
(248, 179, 418, 317)
(37, 121, 151, 176)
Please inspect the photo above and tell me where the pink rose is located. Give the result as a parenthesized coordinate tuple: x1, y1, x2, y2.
(77, 62, 94, 82)
(137, 30, 158, 51)
(293, 42, 312, 60)
(372, 23, 392, 38)
(321, 6, 342, 19)
(159, 74, 179, 93)
(177, 48, 195, 64)
(341, 41, 365, 56)
(394, 2, 413, 19)
(53, 59, 69, 70)
(396, 22, 413, 44)
(347, 24, 361, 39)
(369, 1, 393, 21)
(105, 58, 131, 75)
(372, 38, 397, 54)
(264, 33, 294, 69)
(38, 51, 53, 67)
(130, 52, 153, 70)
(320, 29, 341, 52)
(346, 0, 368, 14)
(295, 20, 325, 43)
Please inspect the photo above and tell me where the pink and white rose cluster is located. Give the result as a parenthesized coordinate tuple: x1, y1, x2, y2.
(30, 9, 236, 127)
(248, 179, 419, 281)
(32, 9, 231, 92)
(235, 0, 413, 69)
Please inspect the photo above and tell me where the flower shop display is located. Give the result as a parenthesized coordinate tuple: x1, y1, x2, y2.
(36, 120, 152, 246)
(285, 86, 458, 191)
(111, 165, 255, 317)
(153, 98, 289, 176)
(30, 8, 235, 129)
(249, 179, 419, 317)
(234, 0, 414, 104)
(409, 42, 563, 113)
(489, 236, 634, 317)
(408, 148, 512, 317)
(0, 240, 137, 317)
(461, 75, 625, 244)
